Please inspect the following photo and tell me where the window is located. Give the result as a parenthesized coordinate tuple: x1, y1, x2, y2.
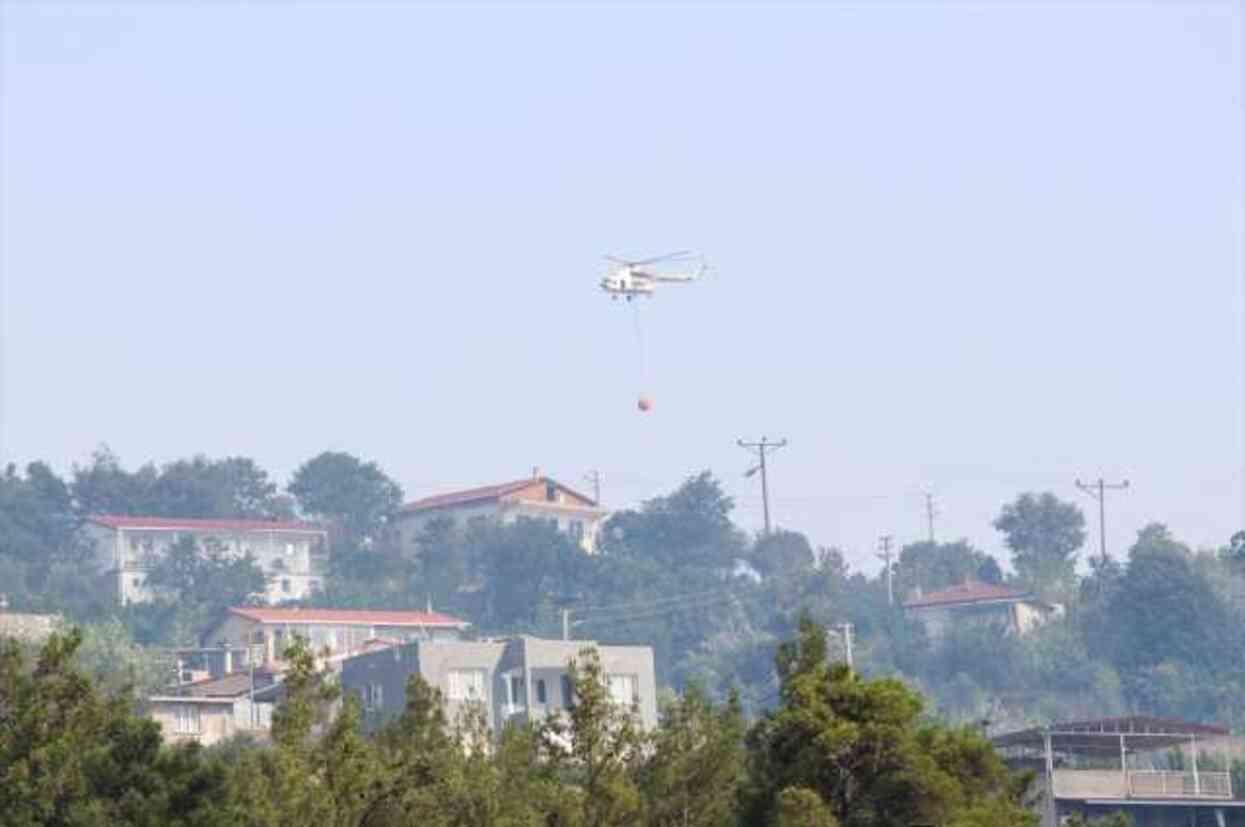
(281, 579, 291, 593)
(560, 674, 575, 708)
(536, 679, 547, 704)
(173, 704, 201, 734)
(607, 674, 638, 707)
(285, 542, 295, 556)
(546, 482, 557, 502)
(363, 683, 384, 711)
(509, 675, 525, 705)
(447, 668, 487, 701)
(569, 520, 584, 542)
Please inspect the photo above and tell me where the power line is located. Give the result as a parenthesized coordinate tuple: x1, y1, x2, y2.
(570, 586, 740, 618)
(738, 436, 788, 535)
(1075, 477, 1130, 565)
(572, 594, 741, 628)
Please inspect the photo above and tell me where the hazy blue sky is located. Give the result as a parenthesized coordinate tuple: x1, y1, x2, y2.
(2, 2, 1241, 572)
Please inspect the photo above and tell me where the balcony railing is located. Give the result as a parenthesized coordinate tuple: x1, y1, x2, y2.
(1129, 770, 1232, 799)
(1053, 769, 1232, 801)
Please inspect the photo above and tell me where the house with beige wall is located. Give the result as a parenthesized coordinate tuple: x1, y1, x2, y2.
(903, 581, 1061, 639)
(86, 515, 330, 605)
(146, 670, 280, 747)
(394, 472, 608, 555)
(201, 606, 470, 668)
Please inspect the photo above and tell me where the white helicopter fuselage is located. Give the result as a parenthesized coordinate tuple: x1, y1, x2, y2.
(600, 269, 657, 299)
(600, 264, 701, 299)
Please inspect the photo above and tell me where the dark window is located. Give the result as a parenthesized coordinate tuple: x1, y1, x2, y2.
(546, 482, 556, 502)
(536, 679, 547, 704)
(561, 674, 574, 708)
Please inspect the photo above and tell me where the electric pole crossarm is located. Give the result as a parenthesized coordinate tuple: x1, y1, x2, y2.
(1075, 477, 1130, 565)
(738, 437, 788, 535)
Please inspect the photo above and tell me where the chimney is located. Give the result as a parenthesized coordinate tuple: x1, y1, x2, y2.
(532, 466, 541, 479)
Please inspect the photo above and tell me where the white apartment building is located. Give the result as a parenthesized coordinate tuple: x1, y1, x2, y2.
(86, 515, 330, 605)
(393, 471, 608, 555)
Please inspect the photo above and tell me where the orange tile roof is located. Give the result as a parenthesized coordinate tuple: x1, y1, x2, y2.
(402, 479, 536, 512)
(227, 607, 469, 628)
(401, 476, 598, 512)
(903, 582, 1035, 609)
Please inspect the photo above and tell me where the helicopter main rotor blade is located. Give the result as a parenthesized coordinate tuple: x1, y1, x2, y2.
(629, 250, 693, 266)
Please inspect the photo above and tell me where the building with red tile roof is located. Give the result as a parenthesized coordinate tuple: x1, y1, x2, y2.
(394, 470, 608, 554)
(902, 580, 1060, 638)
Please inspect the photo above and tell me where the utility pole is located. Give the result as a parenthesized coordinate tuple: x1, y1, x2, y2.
(836, 623, 854, 670)
(1076, 477, 1130, 565)
(876, 535, 895, 606)
(738, 436, 788, 535)
(583, 469, 602, 505)
(924, 491, 938, 543)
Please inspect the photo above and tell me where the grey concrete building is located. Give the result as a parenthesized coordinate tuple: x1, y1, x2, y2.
(341, 636, 657, 736)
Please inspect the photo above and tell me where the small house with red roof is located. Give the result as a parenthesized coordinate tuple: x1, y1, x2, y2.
(394, 469, 608, 554)
(86, 515, 330, 606)
(902, 581, 1061, 639)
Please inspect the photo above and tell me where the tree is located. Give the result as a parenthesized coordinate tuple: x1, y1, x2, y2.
(639, 684, 745, 827)
(543, 646, 646, 827)
(71, 445, 159, 516)
(474, 517, 585, 631)
(1224, 530, 1245, 565)
(414, 516, 472, 612)
(1094, 524, 1235, 682)
(71, 448, 282, 520)
(0, 629, 230, 826)
(144, 535, 267, 611)
(600, 471, 746, 570)
(752, 530, 815, 578)
(130, 535, 267, 646)
(742, 615, 1035, 827)
(0, 461, 104, 618)
(894, 540, 1000, 597)
(774, 787, 840, 827)
(287, 452, 403, 548)
(149, 456, 280, 519)
(993, 492, 1085, 595)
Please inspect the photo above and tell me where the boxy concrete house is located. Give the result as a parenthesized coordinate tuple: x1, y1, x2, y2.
(341, 636, 658, 736)
(393, 472, 609, 555)
(202, 607, 471, 668)
(85, 516, 330, 605)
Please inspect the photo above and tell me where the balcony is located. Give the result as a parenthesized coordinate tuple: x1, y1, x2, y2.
(1053, 769, 1233, 801)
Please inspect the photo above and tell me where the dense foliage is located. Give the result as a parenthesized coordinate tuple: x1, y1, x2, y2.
(2, 448, 1244, 735)
(0, 621, 1037, 827)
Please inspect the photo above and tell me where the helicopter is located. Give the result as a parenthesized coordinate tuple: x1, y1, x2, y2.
(599, 251, 708, 300)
